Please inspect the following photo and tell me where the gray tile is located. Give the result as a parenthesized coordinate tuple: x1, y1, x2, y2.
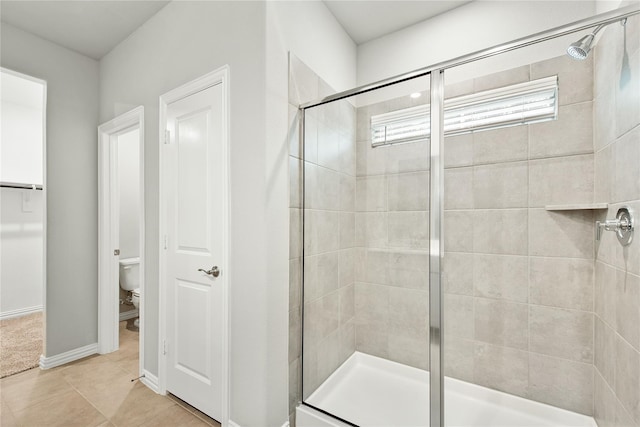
(473, 209, 528, 255)
(302, 344, 319, 398)
(529, 257, 594, 311)
(473, 254, 528, 302)
(356, 175, 387, 212)
(595, 316, 617, 390)
(290, 157, 302, 208)
(355, 212, 387, 248)
(444, 210, 474, 253)
(388, 171, 430, 211)
(354, 282, 389, 329)
(595, 145, 613, 203)
(304, 114, 318, 164)
(615, 400, 636, 427)
(616, 270, 640, 352)
(387, 333, 429, 371)
(304, 210, 340, 255)
(595, 261, 618, 328)
(339, 284, 355, 323)
(290, 208, 302, 259)
(289, 258, 301, 310)
(339, 212, 355, 249)
(305, 163, 340, 210)
(444, 337, 474, 382)
(528, 353, 593, 415)
(444, 134, 473, 168)
(594, 86, 617, 152)
(474, 65, 530, 92)
(339, 133, 356, 177)
(594, 369, 617, 427)
(474, 298, 529, 350)
(530, 305, 594, 363)
(530, 54, 593, 106)
(317, 124, 342, 172)
(356, 139, 386, 177)
(615, 335, 640, 423)
(316, 329, 341, 384)
(386, 139, 430, 174)
(443, 252, 473, 295)
(303, 292, 339, 347)
(289, 104, 302, 159)
(473, 125, 528, 165)
(359, 249, 389, 286)
(445, 167, 473, 210)
(529, 155, 594, 207)
(289, 307, 301, 364)
(616, 50, 640, 138)
(445, 79, 474, 99)
(355, 324, 389, 359)
(338, 248, 356, 288)
(339, 319, 356, 364)
(388, 287, 429, 339)
(612, 125, 640, 203)
(444, 294, 474, 339)
(473, 161, 528, 209)
(339, 174, 356, 212)
(529, 209, 594, 259)
(387, 250, 429, 290)
(388, 211, 429, 249)
(529, 102, 594, 159)
(473, 342, 529, 398)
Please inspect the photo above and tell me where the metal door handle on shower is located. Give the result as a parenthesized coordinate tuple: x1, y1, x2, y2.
(198, 266, 220, 277)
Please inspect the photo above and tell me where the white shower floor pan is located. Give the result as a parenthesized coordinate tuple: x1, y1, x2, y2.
(299, 352, 597, 427)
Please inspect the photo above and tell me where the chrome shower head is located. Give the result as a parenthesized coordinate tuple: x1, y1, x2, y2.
(567, 33, 595, 60)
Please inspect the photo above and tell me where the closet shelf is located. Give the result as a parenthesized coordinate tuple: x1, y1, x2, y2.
(545, 203, 609, 211)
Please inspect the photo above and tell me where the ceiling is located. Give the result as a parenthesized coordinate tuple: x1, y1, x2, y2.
(0, 1, 474, 59)
(323, 0, 474, 44)
(0, 1, 169, 60)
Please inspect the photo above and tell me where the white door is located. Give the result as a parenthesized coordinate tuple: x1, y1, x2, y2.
(163, 82, 226, 421)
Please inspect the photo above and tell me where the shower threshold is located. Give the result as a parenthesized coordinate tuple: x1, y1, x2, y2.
(300, 352, 596, 427)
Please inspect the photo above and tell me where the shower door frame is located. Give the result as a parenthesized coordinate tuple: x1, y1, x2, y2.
(298, 4, 640, 426)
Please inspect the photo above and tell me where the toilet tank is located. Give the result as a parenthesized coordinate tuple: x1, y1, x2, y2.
(119, 257, 140, 291)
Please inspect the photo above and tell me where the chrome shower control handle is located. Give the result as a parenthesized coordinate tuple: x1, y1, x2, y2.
(596, 207, 634, 246)
(198, 266, 220, 277)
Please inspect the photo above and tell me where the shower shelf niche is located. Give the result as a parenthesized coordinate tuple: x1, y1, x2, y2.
(545, 203, 609, 211)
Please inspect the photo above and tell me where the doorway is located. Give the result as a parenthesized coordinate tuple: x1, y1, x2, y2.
(97, 106, 145, 380)
(0, 67, 47, 378)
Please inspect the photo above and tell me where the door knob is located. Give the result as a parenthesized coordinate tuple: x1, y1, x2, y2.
(197, 266, 220, 277)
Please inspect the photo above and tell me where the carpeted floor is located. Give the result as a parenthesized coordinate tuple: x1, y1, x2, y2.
(0, 312, 43, 378)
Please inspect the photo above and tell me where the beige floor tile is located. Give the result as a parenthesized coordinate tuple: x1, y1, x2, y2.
(109, 381, 174, 427)
(1, 369, 75, 413)
(14, 389, 106, 427)
(192, 409, 222, 427)
(67, 369, 137, 419)
(1, 397, 19, 427)
(139, 405, 211, 427)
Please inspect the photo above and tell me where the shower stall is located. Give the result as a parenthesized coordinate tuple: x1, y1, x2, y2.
(290, 4, 640, 427)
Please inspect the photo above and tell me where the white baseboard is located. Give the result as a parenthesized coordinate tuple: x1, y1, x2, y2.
(119, 308, 139, 321)
(140, 370, 159, 393)
(0, 305, 43, 320)
(228, 419, 289, 427)
(39, 343, 98, 369)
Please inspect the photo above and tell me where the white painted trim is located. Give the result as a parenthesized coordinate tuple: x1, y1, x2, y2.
(97, 106, 145, 384)
(140, 370, 159, 393)
(0, 306, 43, 320)
(227, 422, 241, 427)
(158, 65, 231, 427)
(119, 309, 139, 321)
(39, 343, 97, 370)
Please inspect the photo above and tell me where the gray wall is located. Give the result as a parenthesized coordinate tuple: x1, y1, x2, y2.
(593, 13, 640, 427)
(0, 23, 100, 356)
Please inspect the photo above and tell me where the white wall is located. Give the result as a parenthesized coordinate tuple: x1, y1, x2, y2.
(357, 1, 597, 87)
(117, 128, 140, 260)
(0, 188, 44, 317)
(0, 23, 99, 355)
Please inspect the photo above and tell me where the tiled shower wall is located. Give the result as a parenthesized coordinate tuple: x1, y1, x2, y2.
(593, 14, 640, 427)
(354, 91, 431, 370)
(355, 55, 597, 415)
(288, 55, 356, 421)
(440, 56, 596, 415)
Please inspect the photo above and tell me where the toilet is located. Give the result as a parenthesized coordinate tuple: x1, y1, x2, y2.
(119, 257, 140, 327)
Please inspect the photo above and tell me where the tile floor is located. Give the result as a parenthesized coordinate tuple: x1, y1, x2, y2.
(0, 320, 220, 427)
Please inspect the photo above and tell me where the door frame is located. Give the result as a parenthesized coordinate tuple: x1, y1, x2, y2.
(158, 66, 230, 426)
(97, 106, 145, 375)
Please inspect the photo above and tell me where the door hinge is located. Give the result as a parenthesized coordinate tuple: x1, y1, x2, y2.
(163, 339, 168, 355)
(163, 235, 168, 250)
(164, 130, 171, 145)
